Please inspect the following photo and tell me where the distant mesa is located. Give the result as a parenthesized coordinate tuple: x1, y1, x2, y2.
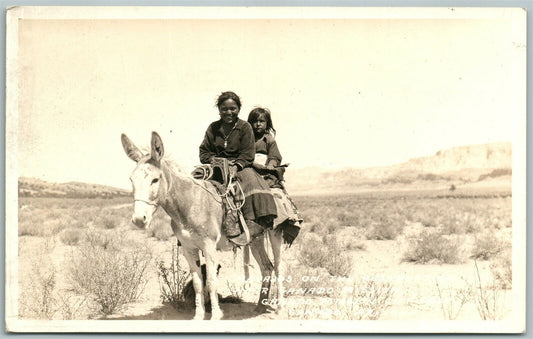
(284, 142, 512, 194)
(18, 177, 130, 199)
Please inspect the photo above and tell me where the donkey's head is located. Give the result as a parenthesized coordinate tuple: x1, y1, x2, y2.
(121, 131, 165, 229)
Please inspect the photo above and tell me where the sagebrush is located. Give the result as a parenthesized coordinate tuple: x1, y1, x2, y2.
(297, 233, 353, 277)
(157, 244, 191, 309)
(69, 231, 152, 316)
(402, 229, 463, 264)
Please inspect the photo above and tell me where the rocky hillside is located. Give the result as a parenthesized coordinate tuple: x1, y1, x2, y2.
(284, 142, 512, 193)
(393, 142, 511, 174)
(18, 177, 130, 199)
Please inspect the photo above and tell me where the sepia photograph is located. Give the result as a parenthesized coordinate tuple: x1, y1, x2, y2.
(5, 6, 527, 333)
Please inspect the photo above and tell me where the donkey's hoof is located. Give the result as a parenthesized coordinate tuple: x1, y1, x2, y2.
(193, 313, 205, 320)
(211, 309, 223, 320)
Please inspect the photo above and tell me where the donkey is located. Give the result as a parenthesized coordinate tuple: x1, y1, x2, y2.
(121, 131, 285, 320)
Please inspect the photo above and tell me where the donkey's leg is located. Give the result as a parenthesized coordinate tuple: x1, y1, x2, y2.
(250, 235, 274, 313)
(182, 247, 205, 320)
(203, 240, 223, 320)
(269, 229, 285, 314)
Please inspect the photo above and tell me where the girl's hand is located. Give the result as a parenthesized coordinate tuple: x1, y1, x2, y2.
(266, 160, 277, 170)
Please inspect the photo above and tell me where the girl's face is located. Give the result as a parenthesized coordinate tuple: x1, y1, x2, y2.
(252, 114, 267, 135)
(218, 99, 240, 124)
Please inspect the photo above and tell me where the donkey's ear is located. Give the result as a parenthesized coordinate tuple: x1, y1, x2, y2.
(151, 131, 164, 162)
(121, 133, 143, 162)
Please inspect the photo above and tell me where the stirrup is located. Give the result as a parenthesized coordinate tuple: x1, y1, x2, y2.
(228, 232, 249, 246)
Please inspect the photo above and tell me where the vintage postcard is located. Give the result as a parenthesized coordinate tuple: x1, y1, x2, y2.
(5, 6, 526, 333)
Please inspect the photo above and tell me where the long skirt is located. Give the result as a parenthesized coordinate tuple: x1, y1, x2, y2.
(235, 167, 277, 222)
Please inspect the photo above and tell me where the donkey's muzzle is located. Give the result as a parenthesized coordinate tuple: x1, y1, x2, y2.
(131, 200, 156, 228)
(131, 214, 148, 228)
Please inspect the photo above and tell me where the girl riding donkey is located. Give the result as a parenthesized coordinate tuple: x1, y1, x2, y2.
(247, 107, 303, 244)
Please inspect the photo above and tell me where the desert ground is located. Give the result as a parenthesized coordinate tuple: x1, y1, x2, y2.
(16, 177, 513, 323)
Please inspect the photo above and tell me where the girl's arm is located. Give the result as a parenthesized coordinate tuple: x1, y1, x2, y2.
(266, 137, 282, 168)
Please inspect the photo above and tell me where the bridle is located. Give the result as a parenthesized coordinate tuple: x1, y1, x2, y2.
(134, 198, 159, 207)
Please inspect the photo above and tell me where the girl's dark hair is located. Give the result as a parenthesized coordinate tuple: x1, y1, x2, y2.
(216, 91, 241, 109)
(247, 107, 276, 136)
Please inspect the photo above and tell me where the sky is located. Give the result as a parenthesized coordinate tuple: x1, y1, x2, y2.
(13, 9, 526, 190)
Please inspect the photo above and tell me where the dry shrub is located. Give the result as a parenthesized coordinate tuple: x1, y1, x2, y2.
(283, 264, 334, 298)
(297, 234, 328, 268)
(18, 208, 43, 236)
(435, 279, 471, 320)
(322, 235, 354, 277)
(157, 244, 191, 310)
(297, 233, 353, 277)
(438, 213, 481, 235)
(469, 261, 508, 320)
(93, 214, 122, 230)
(53, 293, 87, 320)
(19, 214, 68, 237)
(408, 199, 506, 235)
(338, 230, 366, 251)
(307, 220, 337, 235)
(76, 207, 102, 224)
(18, 221, 39, 237)
(226, 281, 247, 300)
(60, 229, 83, 246)
(19, 239, 88, 320)
(19, 240, 58, 319)
(365, 219, 404, 240)
(83, 229, 113, 249)
(402, 229, 463, 264)
(69, 231, 153, 316)
(366, 212, 407, 240)
(334, 276, 393, 320)
(70, 219, 87, 229)
(44, 210, 64, 220)
(489, 246, 512, 289)
(43, 219, 69, 236)
(470, 231, 504, 260)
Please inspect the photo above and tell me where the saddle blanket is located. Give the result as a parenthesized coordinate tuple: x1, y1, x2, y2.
(271, 188, 297, 229)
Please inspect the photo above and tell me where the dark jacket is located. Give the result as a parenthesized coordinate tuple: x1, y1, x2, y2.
(254, 133, 282, 167)
(199, 118, 255, 170)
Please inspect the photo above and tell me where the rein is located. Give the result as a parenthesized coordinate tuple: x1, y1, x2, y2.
(191, 179, 224, 204)
(190, 174, 245, 211)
